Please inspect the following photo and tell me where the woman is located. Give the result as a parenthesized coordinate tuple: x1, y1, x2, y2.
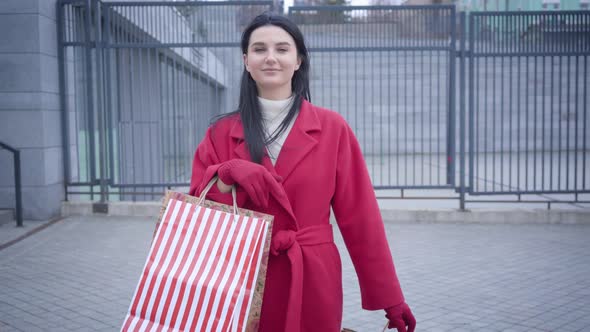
(189, 12, 416, 332)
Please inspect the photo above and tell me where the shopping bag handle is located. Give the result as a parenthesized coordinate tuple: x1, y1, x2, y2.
(197, 176, 238, 215)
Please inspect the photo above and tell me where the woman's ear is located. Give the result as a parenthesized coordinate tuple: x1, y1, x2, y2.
(295, 56, 302, 71)
(243, 54, 250, 72)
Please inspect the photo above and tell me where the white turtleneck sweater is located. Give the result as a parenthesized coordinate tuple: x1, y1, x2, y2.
(258, 96, 297, 165)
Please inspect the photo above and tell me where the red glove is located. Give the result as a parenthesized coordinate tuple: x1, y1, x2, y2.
(217, 159, 283, 208)
(385, 302, 416, 332)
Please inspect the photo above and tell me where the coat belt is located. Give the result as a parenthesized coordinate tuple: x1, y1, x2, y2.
(270, 224, 335, 332)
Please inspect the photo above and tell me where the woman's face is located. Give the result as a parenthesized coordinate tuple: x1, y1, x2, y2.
(244, 25, 301, 99)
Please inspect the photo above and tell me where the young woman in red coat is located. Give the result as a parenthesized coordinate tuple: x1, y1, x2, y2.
(189, 12, 416, 332)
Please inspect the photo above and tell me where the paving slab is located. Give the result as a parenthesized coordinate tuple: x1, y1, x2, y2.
(0, 216, 589, 331)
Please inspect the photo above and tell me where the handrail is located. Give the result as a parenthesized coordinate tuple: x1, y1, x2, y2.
(0, 142, 23, 227)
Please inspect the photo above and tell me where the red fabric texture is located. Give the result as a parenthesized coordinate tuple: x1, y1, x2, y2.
(189, 100, 406, 332)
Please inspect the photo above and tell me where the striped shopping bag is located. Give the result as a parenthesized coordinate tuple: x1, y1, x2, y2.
(121, 179, 273, 332)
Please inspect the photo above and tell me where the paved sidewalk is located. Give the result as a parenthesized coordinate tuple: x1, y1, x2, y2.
(0, 219, 58, 251)
(0, 216, 589, 332)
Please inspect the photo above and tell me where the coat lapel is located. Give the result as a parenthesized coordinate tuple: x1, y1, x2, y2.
(230, 125, 282, 178)
(274, 100, 321, 181)
(230, 120, 249, 160)
(228, 100, 322, 230)
(229, 99, 322, 181)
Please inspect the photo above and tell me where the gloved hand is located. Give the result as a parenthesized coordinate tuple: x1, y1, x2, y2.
(217, 159, 283, 208)
(385, 302, 416, 332)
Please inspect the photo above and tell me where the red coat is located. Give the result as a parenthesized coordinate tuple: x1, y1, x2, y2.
(189, 99, 405, 332)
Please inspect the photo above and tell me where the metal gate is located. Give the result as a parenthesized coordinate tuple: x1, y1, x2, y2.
(57, 1, 590, 208)
(58, 0, 273, 203)
(466, 11, 590, 207)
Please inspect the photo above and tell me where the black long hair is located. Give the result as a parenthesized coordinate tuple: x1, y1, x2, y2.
(219, 12, 311, 164)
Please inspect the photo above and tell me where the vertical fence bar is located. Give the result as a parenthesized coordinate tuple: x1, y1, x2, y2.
(412, 15, 418, 186)
(396, 45, 400, 186)
(404, 47, 408, 186)
(94, 0, 108, 203)
(574, 28, 579, 192)
(84, 0, 96, 186)
(459, 11, 466, 209)
(116, 7, 123, 198)
(87, 3, 95, 200)
(57, 1, 71, 193)
(419, 16, 424, 186)
(469, 13, 475, 194)
(508, 13, 513, 191)
(140, 8, 147, 199)
(499, 24, 505, 191)
(158, 48, 165, 186)
(557, 49, 562, 190)
(429, 36, 434, 186)
(105, 5, 115, 190)
(381, 17, 386, 185)
(527, 13, 531, 185)
(14, 150, 22, 226)
(172, 57, 178, 182)
(583, 55, 588, 190)
(493, 14, 497, 190)
(437, 34, 442, 186)
(566, 51, 571, 191)
(541, 34, 546, 191)
(447, 8, 457, 186)
(387, 40, 393, 186)
(130, 37, 136, 200)
(519, 13, 524, 189)
(371, 24, 376, 183)
(179, 8, 185, 182)
(163, 11, 169, 184)
(486, 17, 494, 191)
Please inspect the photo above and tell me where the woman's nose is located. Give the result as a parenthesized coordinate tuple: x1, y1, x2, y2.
(265, 51, 277, 63)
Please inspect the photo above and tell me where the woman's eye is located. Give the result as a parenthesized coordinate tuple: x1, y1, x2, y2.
(254, 48, 265, 53)
(277, 48, 288, 53)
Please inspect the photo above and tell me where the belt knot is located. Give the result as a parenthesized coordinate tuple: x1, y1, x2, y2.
(271, 230, 297, 256)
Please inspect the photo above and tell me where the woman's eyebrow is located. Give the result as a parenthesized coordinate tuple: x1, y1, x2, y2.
(250, 41, 292, 47)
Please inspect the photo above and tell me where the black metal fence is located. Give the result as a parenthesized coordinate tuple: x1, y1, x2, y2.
(467, 11, 590, 199)
(57, 0, 590, 209)
(0, 142, 23, 226)
(58, 0, 273, 202)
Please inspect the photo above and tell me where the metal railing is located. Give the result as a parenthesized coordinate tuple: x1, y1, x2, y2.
(465, 11, 590, 208)
(56, 1, 590, 209)
(58, 0, 273, 203)
(0, 142, 23, 227)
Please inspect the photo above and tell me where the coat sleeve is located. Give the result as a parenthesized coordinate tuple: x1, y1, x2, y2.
(331, 122, 405, 310)
(188, 126, 248, 207)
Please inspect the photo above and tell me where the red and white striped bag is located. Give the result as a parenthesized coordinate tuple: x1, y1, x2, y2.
(121, 179, 273, 332)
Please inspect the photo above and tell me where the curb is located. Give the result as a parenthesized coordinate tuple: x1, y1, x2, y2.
(62, 201, 162, 218)
(61, 201, 590, 224)
(0, 217, 64, 251)
(379, 209, 590, 224)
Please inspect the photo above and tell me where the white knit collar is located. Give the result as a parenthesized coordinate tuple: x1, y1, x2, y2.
(258, 95, 295, 122)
